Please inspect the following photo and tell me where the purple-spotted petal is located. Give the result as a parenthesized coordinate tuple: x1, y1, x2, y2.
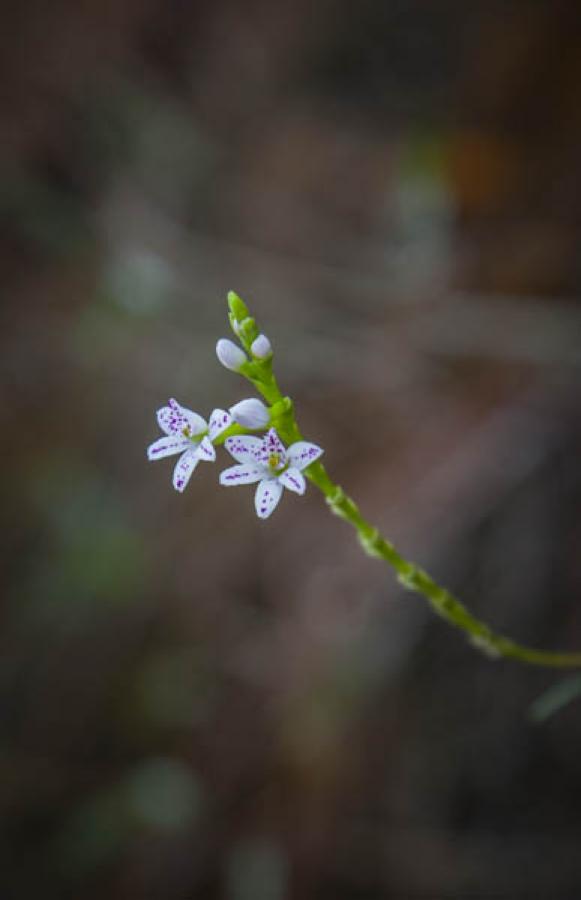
(278, 467, 305, 495)
(172, 448, 200, 492)
(287, 441, 323, 471)
(209, 408, 233, 441)
(220, 463, 265, 486)
(158, 398, 206, 437)
(255, 478, 283, 519)
(197, 435, 216, 462)
(147, 435, 190, 460)
(255, 428, 287, 466)
(224, 435, 263, 463)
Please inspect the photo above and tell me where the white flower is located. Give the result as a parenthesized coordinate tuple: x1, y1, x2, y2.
(216, 338, 247, 372)
(251, 334, 272, 359)
(220, 427, 323, 518)
(229, 398, 270, 429)
(147, 398, 232, 492)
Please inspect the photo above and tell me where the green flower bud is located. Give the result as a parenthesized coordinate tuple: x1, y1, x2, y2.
(238, 316, 259, 344)
(227, 291, 250, 322)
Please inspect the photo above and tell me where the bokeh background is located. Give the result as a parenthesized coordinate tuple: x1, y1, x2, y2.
(3, 1, 581, 897)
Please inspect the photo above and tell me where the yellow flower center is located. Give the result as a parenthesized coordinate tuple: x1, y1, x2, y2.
(268, 453, 280, 470)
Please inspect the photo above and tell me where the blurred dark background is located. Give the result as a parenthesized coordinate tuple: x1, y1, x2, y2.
(2, 1, 581, 897)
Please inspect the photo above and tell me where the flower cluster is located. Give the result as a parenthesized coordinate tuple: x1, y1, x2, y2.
(145, 293, 581, 672)
(147, 294, 323, 518)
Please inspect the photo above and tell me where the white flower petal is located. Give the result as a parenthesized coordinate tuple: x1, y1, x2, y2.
(278, 467, 305, 495)
(197, 435, 216, 461)
(229, 398, 270, 429)
(255, 428, 287, 466)
(147, 435, 190, 460)
(184, 412, 207, 435)
(157, 398, 206, 436)
(216, 338, 247, 371)
(224, 435, 264, 463)
(220, 463, 265, 486)
(157, 404, 179, 436)
(255, 479, 283, 519)
(209, 408, 233, 441)
(287, 441, 323, 471)
(172, 448, 200, 492)
(251, 334, 272, 359)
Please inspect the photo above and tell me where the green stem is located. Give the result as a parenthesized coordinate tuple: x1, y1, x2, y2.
(249, 375, 581, 669)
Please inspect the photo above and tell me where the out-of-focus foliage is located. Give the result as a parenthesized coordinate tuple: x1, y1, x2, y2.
(2, 1, 581, 898)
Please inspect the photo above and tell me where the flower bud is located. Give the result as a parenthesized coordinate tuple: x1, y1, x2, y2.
(238, 316, 258, 344)
(229, 398, 270, 429)
(227, 291, 250, 321)
(216, 338, 247, 372)
(251, 333, 272, 359)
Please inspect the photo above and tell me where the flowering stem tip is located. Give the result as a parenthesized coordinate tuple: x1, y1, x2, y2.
(147, 293, 581, 671)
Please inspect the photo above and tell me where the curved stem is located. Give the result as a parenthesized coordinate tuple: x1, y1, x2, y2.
(307, 462, 581, 668)
(250, 374, 581, 669)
